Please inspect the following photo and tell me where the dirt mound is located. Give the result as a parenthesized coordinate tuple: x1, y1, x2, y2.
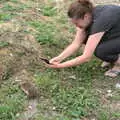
(0, 22, 41, 86)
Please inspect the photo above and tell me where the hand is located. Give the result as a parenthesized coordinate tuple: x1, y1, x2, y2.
(49, 56, 62, 64)
(47, 63, 62, 69)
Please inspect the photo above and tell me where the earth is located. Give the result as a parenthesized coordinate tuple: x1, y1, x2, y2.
(0, 0, 120, 120)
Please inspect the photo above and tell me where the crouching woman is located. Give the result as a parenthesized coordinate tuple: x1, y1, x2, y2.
(48, 0, 120, 77)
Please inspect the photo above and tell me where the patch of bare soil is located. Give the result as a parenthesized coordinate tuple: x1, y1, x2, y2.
(0, 0, 120, 119)
(0, 20, 42, 90)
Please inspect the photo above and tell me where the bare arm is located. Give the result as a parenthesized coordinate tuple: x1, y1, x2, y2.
(58, 28, 86, 60)
(50, 28, 86, 64)
(49, 32, 105, 68)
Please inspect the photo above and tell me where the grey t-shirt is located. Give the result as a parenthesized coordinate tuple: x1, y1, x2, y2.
(85, 5, 120, 43)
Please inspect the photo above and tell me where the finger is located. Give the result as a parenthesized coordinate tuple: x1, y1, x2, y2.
(47, 64, 59, 68)
(50, 62, 58, 65)
(50, 57, 59, 62)
(49, 59, 56, 63)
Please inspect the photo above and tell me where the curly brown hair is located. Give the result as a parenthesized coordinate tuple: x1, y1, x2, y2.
(68, 0, 94, 19)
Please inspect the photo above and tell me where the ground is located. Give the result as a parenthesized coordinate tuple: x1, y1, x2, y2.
(0, 0, 120, 120)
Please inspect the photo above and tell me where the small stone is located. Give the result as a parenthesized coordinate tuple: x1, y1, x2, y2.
(15, 79, 22, 82)
(15, 77, 22, 82)
(10, 53, 13, 57)
(52, 107, 56, 110)
(36, 8, 41, 11)
(69, 75, 76, 80)
(107, 90, 112, 93)
(16, 113, 20, 117)
(116, 83, 120, 89)
(28, 105, 32, 110)
(91, 119, 96, 120)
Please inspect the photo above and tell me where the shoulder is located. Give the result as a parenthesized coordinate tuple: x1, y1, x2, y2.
(89, 5, 120, 34)
(93, 5, 120, 19)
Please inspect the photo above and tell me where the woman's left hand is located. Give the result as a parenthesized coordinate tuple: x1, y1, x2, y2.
(47, 63, 63, 68)
(46, 55, 89, 68)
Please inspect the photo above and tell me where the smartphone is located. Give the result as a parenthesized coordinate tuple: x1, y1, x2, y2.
(40, 57, 50, 64)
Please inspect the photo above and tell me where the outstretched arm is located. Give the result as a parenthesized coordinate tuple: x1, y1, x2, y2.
(49, 27, 86, 64)
(58, 28, 86, 60)
(49, 32, 105, 68)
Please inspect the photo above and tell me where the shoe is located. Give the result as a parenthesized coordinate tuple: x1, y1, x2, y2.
(105, 69, 120, 77)
(105, 62, 120, 77)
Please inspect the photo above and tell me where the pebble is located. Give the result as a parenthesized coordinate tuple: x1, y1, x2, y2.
(28, 105, 32, 110)
(107, 90, 112, 93)
(91, 119, 96, 120)
(68, 75, 76, 80)
(16, 113, 20, 117)
(10, 53, 13, 57)
(116, 83, 120, 89)
(52, 107, 56, 110)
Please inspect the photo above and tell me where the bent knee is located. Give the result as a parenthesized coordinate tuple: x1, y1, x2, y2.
(94, 47, 106, 59)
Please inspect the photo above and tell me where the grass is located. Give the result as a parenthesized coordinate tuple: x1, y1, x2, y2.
(29, 21, 58, 45)
(97, 111, 109, 120)
(0, 41, 9, 48)
(112, 112, 120, 118)
(1, 3, 29, 12)
(34, 59, 103, 119)
(0, 0, 120, 120)
(51, 87, 98, 117)
(28, 20, 70, 47)
(36, 58, 104, 119)
(0, 13, 13, 22)
(0, 80, 27, 120)
(41, 6, 57, 16)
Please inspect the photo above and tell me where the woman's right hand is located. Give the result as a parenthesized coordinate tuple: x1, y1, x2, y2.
(49, 56, 63, 65)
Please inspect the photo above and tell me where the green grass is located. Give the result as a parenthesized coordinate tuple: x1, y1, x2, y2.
(51, 87, 98, 118)
(29, 21, 69, 46)
(98, 112, 109, 120)
(9, 0, 19, 3)
(0, 41, 9, 48)
(1, 2, 29, 12)
(34, 59, 102, 119)
(0, 80, 26, 120)
(29, 21, 57, 44)
(41, 6, 57, 16)
(34, 114, 71, 120)
(31, 13, 106, 119)
(112, 112, 120, 118)
(2, 4, 20, 11)
(0, 13, 13, 21)
(0, 0, 119, 120)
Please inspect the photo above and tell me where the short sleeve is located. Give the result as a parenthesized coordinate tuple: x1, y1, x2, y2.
(90, 7, 120, 35)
